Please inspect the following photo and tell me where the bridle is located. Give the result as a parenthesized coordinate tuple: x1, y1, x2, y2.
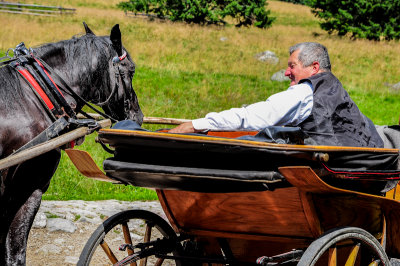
(90, 50, 135, 121)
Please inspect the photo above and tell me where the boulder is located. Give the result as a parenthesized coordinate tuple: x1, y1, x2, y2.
(47, 218, 77, 233)
(255, 50, 279, 65)
(271, 69, 290, 82)
(32, 212, 47, 228)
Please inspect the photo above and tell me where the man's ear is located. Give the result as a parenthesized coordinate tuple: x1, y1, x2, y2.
(311, 61, 321, 74)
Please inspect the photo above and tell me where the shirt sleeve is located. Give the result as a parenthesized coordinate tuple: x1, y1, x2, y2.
(192, 82, 313, 131)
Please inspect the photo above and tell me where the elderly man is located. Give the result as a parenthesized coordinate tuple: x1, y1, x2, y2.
(169, 42, 383, 148)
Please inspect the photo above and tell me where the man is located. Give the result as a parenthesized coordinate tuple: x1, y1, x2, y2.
(169, 42, 383, 148)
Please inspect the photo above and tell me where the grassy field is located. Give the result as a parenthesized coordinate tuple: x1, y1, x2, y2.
(1, 0, 400, 200)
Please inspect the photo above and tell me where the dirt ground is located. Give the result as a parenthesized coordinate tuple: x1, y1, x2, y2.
(27, 222, 98, 265)
(26, 200, 168, 265)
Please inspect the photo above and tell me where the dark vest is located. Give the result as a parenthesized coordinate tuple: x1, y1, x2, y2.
(299, 72, 383, 147)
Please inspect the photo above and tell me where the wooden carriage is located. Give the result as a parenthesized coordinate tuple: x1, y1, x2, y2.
(70, 127, 400, 265)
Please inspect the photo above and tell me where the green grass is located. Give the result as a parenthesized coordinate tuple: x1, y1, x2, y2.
(348, 88, 400, 126)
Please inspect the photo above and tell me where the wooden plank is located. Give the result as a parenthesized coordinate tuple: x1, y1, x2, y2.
(0, 127, 87, 170)
(0, 6, 73, 13)
(77, 113, 190, 125)
(0, 2, 75, 11)
(143, 116, 190, 125)
(0, 10, 56, 16)
(65, 149, 114, 182)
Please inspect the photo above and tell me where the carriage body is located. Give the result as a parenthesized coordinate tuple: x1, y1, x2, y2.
(78, 128, 400, 265)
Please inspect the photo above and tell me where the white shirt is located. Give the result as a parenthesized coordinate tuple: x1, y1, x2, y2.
(192, 82, 313, 131)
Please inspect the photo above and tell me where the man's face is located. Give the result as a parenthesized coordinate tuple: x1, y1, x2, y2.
(285, 50, 314, 86)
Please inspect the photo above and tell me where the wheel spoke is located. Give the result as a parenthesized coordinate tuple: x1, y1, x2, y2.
(154, 258, 164, 266)
(345, 243, 361, 266)
(100, 239, 119, 264)
(328, 246, 337, 266)
(139, 222, 154, 266)
(122, 222, 137, 266)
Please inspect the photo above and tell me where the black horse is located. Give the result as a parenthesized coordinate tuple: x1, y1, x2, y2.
(0, 23, 143, 265)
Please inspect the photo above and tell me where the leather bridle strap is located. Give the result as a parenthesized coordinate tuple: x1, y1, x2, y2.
(34, 57, 118, 123)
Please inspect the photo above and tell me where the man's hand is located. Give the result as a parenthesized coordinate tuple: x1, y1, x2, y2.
(168, 122, 197, 133)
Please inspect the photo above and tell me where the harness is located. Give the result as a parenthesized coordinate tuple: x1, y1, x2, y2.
(0, 42, 129, 153)
(9, 49, 75, 120)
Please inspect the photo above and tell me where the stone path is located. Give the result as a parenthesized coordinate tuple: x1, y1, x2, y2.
(27, 200, 164, 265)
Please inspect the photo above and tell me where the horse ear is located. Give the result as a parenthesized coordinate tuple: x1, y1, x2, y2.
(83, 22, 95, 35)
(110, 24, 122, 56)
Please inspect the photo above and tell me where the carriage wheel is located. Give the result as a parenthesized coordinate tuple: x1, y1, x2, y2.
(78, 209, 180, 266)
(297, 227, 390, 266)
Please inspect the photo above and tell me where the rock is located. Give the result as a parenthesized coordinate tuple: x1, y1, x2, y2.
(38, 244, 61, 254)
(47, 218, 77, 233)
(255, 50, 279, 65)
(32, 212, 47, 228)
(391, 82, 400, 90)
(54, 238, 65, 245)
(78, 215, 102, 224)
(64, 256, 79, 264)
(271, 69, 290, 82)
(65, 212, 76, 221)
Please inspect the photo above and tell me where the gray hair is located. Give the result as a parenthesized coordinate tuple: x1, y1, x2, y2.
(289, 42, 331, 72)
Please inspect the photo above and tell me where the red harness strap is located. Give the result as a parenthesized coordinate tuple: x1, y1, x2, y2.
(33, 57, 65, 97)
(16, 66, 55, 110)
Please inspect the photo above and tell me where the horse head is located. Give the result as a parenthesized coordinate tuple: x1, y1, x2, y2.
(34, 23, 144, 125)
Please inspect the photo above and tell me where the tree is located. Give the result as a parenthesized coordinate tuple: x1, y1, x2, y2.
(117, 0, 275, 28)
(307, 0, 400, 41)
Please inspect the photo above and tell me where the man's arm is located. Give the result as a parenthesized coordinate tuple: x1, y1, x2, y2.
(169, 83, 313, 133)
(168, 122, 197, 133)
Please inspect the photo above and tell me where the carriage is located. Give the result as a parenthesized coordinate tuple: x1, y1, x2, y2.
(1, 23, 399, 265)
(64, 124, 400, 266)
